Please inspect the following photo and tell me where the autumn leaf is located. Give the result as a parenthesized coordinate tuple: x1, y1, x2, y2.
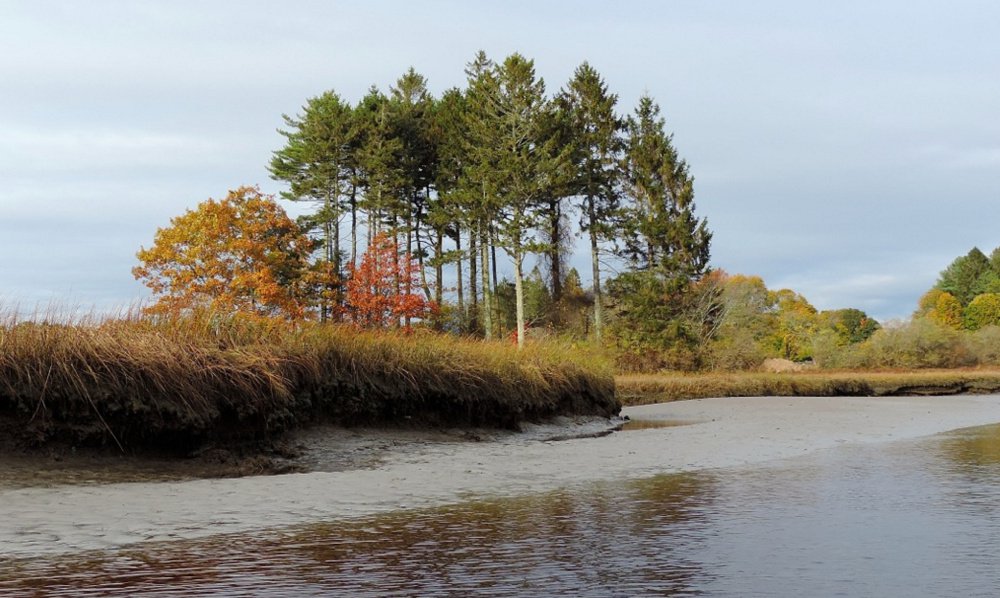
(345, 232, 435, 328)
(133, 186, 314, 320)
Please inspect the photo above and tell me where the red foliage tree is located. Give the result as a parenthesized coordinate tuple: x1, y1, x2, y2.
(345, 233, 435, 328)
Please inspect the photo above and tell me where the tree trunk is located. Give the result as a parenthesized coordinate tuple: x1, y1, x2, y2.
(350, 182, 358, 270)
(392, 215, 402, 329)
(333, 199, 341, 318)
(549, 198, 562, 304)
(514, 246, 525, 349)
(480, 223, 492, 339)
(321, 190, 334, 323)
(589, 197, 603, 342)
(434, 229, 443, 307)
(415, 218, 432, 301)
(455, 225, 464, 323)
(468, 228, 478, 333)
(490, 227, 499, 297)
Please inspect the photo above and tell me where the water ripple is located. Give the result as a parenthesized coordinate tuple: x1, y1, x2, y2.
(6, 426, 1000, 596)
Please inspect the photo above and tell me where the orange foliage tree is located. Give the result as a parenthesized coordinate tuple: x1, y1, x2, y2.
(133, 186, 314, 319)
(345, 232, 435, 328)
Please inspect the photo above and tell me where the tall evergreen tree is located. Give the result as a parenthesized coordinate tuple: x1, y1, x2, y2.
(489, 53, 568, 348)
(354, 86, 406, 240)
(462, 50, 501, 338)
(608, 95, 711, 365)
(623, 95, 710, 280)
(389, 68, 436, 300)
(534, 99, 576, 311)
(428, 87, 472, 322)
(558, 62, 625, 341)
(269, 90, 353, 320)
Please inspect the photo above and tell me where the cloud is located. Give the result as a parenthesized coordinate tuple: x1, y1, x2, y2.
(913, 144, 1000, 171)
(0, 126, 238, 175)
(1, 1, 998, 324)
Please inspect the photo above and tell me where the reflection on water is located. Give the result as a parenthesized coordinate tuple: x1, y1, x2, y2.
(7, 425, 1000, 596)
(620, 419, 695, 431)
(939, 422, 1000, 468)
(0, 475, 714, 597)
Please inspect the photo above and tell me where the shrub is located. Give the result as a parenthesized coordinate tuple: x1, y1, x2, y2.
(811, 329, 864, 369)
(968, 325, 1000, 366)
(862, 318, 972, 369)
(705, 329, 768, 371)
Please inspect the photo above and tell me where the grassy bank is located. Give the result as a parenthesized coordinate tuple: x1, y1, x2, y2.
(0, 314, 618, 453)
(617, 369, 1000, 406)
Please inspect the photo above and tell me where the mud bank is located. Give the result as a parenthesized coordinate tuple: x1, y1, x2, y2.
(5, 395, 1000, 558)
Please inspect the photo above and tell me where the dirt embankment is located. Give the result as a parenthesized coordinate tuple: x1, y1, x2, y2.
(0, 321, 619, 459)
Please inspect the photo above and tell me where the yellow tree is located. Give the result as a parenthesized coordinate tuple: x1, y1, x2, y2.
(964, 293, 1000, 330)
(770, 289, 818, 360)
(929, 291, 963, 330)
(915, 288, 945, 318)
(133, 186, 314, 319)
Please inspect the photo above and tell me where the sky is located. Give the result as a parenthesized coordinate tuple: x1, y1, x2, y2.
(1, 1, 998, 322)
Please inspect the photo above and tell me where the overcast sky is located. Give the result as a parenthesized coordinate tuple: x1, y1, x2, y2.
(2, 1, 998, 321)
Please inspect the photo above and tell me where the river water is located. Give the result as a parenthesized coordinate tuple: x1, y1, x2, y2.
(3, 423, 1000, 596)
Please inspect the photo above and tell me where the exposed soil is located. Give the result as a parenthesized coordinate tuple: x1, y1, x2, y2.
(0, 415, 624, 488)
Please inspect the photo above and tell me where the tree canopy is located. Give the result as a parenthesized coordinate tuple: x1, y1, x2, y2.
(264, 52, 713, 351)
(908, 245, 1000, 332)
(132, 52, 915, 373)
(133, 187, 313, 319)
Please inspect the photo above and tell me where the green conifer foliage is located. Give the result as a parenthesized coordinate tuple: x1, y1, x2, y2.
(558, 62, 625, 341)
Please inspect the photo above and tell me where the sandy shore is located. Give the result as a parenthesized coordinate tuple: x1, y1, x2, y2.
(5, 394, 1000, 558)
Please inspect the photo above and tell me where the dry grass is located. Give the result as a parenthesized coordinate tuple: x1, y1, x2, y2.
(0, 311, 617, 452)
(616, 369, 1000, 406)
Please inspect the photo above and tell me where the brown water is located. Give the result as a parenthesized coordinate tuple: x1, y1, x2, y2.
(4, 425, 1000, 596)
(621, 418, 694, 431)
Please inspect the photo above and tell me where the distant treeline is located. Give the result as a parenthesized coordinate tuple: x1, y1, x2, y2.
(135, 50, 977, 373)
(916, 246, 1000, 331)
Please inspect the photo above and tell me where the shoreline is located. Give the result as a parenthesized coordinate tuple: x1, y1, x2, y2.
(5, 394, 1000, 558)
(617, 368, 1000, 405)
(0, 319, 618, 454)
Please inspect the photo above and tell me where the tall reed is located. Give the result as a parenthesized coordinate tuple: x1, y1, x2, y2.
(0, 310, 618, 452)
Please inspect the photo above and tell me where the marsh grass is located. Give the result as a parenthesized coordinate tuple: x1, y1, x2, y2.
(617, 369, 1000, 405)
(0, 310, 617, 452)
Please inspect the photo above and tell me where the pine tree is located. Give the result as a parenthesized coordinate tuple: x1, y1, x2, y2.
(623, 95, 710, 280)
(354, 86, 406, 240)
(428, 87, 471, 323)
(489, 53, 569, 348)
(533, 101, 574, 310)
(389, 68, 437, 301)
(608, 95, 711, 365)
(269, 91, 353, 320)
(462, 50, 501, 338)
(558, 62, 625, 341)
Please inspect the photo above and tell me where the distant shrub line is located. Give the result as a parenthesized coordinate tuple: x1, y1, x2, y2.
(617, 369, 1000, 405)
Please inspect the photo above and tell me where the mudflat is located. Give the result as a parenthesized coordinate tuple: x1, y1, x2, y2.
(5, 395, 1000, 558)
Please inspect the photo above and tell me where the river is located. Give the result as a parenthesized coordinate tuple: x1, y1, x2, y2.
(3, 397, 1000, 596)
